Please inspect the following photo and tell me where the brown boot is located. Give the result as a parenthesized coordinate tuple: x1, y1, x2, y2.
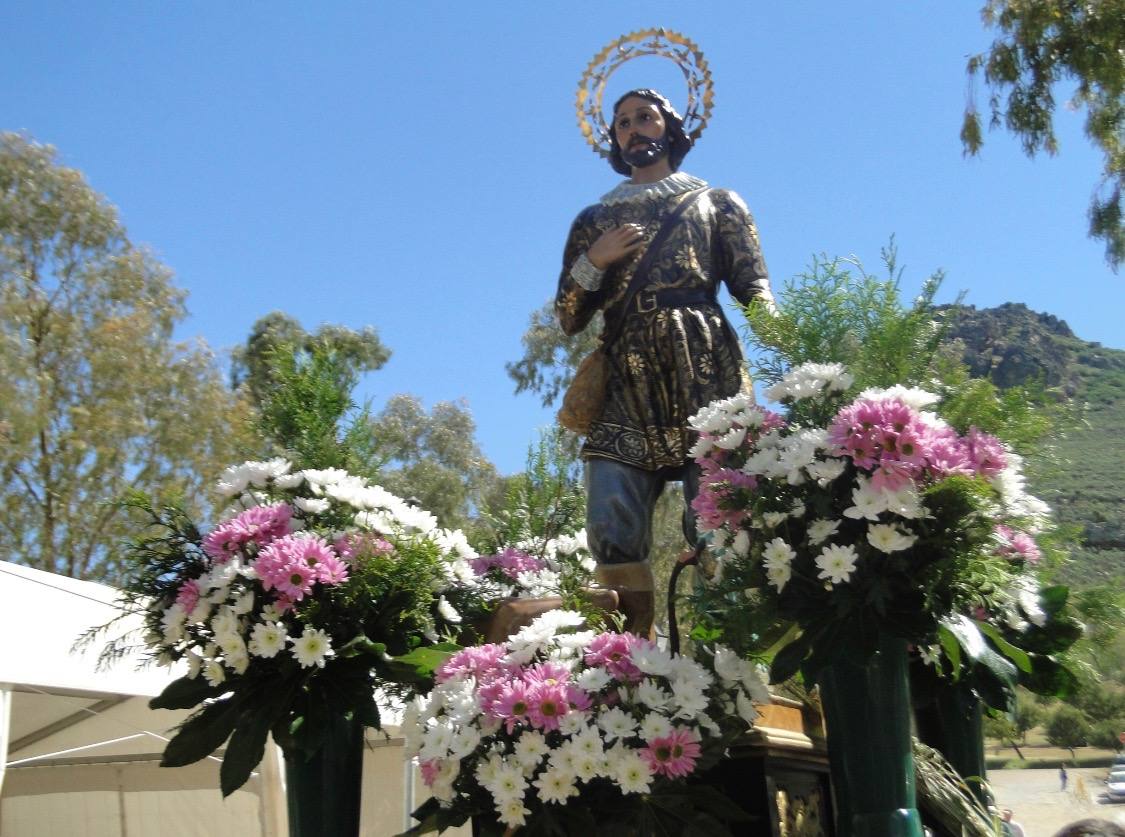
(595, 561, 656, 638)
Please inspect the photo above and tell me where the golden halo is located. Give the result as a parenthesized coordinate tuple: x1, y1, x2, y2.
(576, 28, 714, 160)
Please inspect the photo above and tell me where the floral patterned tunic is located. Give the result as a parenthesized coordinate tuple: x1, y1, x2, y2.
(555, 173, 774, 470)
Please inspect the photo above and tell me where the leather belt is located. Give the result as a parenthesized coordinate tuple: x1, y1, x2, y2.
(634, 288, 715, 313)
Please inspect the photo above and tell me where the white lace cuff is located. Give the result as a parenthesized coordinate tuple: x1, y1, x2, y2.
(569, 252, 605, 290)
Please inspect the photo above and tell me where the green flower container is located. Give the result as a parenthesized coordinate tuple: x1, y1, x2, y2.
(915, 683, 989, 806)
(818, 635, 924, 837)
(284, 713, 364, 837)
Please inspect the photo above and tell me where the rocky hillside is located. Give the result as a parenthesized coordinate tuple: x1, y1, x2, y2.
(944, 303, 1125, 585)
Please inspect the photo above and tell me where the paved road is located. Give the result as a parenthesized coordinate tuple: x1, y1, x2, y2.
(990, 767, 1125, 837)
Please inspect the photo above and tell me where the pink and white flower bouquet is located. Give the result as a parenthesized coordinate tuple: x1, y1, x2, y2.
(470, 532, 595, 601)
(105, 458, 487, 795)
(688, 362, 1077, 697)
(401, 609, 768, 836)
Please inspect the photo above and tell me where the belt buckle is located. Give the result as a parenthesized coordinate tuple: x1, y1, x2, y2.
(636, 293, 657, 313)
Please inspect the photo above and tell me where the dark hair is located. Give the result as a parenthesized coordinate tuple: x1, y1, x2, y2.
(607, 88, 693, 176)
(1052, 820, 1125, 837)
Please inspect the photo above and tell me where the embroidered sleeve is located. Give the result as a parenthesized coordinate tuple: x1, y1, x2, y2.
(712, 189, 776, 311)
(555, 208, 606, 335)
(569, 252, 606, 291)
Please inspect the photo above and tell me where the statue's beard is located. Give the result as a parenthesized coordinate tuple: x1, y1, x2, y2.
(622, 136, 668, 169)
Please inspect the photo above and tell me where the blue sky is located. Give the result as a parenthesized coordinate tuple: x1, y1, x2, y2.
(2, 2, 1118, 475)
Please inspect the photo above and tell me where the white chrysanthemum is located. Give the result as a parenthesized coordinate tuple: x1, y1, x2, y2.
(294, 496, 331, 514)
(528, 609, 586, 633)
(226, 650, 250, 674)
(885, 483, 926, 520)
(576, 667, 612, 692)
(497, 797, 530, 828)
(1016, 575, 1047, 626)
(631, 643, 673, 676)
(713, 425, 748, 451)
(762, 537, 796, 567)
(597, 707, 638, 742)
(766, 362, 853, 401)
(765, 561, 791, 591)
(671, 679, 709, 719)
(844, 476, 889, 521)
(806, 457, 847, 485)
(202, 659, 226, 687)
(807, 518, 841, 545)
(231, 590, 255, 615)
(918, 644, 942, 667)
(635, 679, 671, 710)
(556, 713, 586, 737)
(762, 511, 788, 529)
(572, 752, 604, 782)
(609, 747, 654, 794)
(731, 529, 752, 557)
(160, 604, 187, 644)
(639, 711, 674, 742)
(248, 622, 288, 658)
(437, 596, 462, 624)
(534, 767, 579, 805)
(736, 688, 761, 725)
(216, 631, 247, 658)
(210, 607, 240, 638)
(301, 467, 350, 491)
(513, 731, 548, 770)
(867, 523, 917, 553)
(742, 447, 779, 477)
(291, 627, 333, 668)
(272, 471, 304, 489)
(858, 384, 938, 410)
(815, 544, 859, 584)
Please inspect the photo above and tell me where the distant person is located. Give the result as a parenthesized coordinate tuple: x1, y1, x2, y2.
(1002, 808, 1026, 837)
(1051, 819, 1125, 837)
(1061, 764, 1069, 790)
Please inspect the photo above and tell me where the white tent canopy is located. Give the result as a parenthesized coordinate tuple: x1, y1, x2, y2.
(0, 560, 445, 837)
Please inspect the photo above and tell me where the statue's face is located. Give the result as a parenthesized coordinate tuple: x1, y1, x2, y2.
(613, 96, 668, 170)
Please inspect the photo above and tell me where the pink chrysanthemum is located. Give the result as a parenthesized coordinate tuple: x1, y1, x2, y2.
(965, 427, 1007, 478)
(470, 548, 547, 580)
(995, 525, 1042, 564)
(334, 533, 394, 562)
(254, 533, 341, 601)
(584, 632, 643, 683)
(419, 759, 442, 786)
(566, 683, 593, 713)
(175, 579, 201, 612)
(642, 727, 702, 778)
(491, 680, 533, 732)
(524, 661, 570, 687)
(527, 682, 570, 731)
(692, 469, 756, 531)
(203, 503, 292, 561)
(435, 644, 509, 685)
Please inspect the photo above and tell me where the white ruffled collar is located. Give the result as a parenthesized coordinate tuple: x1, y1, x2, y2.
(599, 171, 708, 206)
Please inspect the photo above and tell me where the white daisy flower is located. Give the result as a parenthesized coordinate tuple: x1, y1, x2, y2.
(815, 544, 859, 584)
(867, 523, 917, 553)
(291, 627, 333, 668)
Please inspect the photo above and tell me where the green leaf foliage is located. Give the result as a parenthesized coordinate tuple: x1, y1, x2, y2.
(964, 0, 1125, 267)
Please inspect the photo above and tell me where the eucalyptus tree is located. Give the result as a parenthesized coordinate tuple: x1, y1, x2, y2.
(0, 133, 253, 581)
(963, 0, 1125, 267)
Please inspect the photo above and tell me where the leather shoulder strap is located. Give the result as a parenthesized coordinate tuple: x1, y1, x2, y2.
(603, 187, 709, 347)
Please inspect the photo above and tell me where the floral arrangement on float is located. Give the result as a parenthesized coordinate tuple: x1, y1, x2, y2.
(402, 608, 768, 836)
(97, 457, 485, 796)
(688, 361, 1074, 692)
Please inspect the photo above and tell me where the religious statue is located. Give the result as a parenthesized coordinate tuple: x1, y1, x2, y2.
(557, 30, 775, 635)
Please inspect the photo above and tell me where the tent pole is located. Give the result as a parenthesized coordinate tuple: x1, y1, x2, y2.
(0, 685, 11, 798)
